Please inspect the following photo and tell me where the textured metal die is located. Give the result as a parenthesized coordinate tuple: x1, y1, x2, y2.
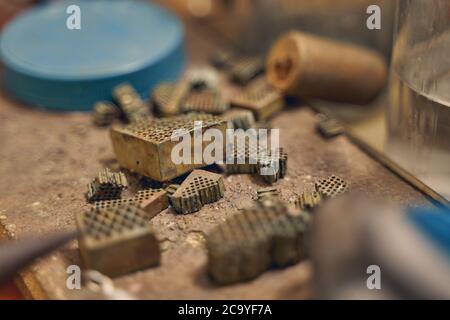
(317, 116, 345, 138)
(93, 188, 167, 220)
(92, 101, 120, 127)
(207, 201, 310, 285)
(223, 108, 256, 130)
(112, 83, 148, 123)
(257, 148, 288, 184)
(76, 204, 160, 277)
(230, 57, 265, 85)
(86, 168, 128, 203)
(110, 113, 227, 181)
(315, 175, 349, 199)
(181, 90, 229, 115)
(294, 191, 323, 211)
(151, 81, 191, 116)
(230, 82, 284, 120)
(169, 170, 225, 214)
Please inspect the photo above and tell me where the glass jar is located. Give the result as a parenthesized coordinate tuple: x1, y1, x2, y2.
(387, 0, 450, 199)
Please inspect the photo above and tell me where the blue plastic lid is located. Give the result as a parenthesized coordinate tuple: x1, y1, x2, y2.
(0, 0, 185, 111)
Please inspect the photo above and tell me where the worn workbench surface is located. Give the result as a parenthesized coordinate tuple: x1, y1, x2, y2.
(0, 14, 431, 299)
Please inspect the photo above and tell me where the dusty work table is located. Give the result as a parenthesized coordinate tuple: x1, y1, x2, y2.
(0, 17, 431, 300)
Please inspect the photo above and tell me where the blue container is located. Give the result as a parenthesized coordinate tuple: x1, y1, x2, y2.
(0, 0, 185, 111)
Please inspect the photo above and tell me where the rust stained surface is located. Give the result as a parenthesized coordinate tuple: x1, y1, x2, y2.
(0, 19, 430, 300)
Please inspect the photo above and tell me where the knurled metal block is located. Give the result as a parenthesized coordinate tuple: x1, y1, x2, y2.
(113, 83, 149, 123)
(110, 113, 227, 181)
(151, 81, 191, 116)
(181, 90, 229, 115)
(257, 148, 288, 184)
(315, 175, 349, 199)
(169, 170, 225, 214)
(86, 168, 128, 203)
(93, 188, 168, 220)
(207, 201, 310, 285)
(230, 57, 265, 85)
(293, 191, 323, 211)
(92, 101, 120, 127)
(257, 187, 280, 201)
(317, 116, 345, 138)
(76, 204, 160, 277)
(230, 81, 284, 120)
(223, 108, 256, 130)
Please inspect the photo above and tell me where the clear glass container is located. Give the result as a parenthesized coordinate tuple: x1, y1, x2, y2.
(387, 0, 450, 199)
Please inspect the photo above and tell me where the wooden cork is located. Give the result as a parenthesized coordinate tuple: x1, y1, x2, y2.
(266, 31, 387, 104)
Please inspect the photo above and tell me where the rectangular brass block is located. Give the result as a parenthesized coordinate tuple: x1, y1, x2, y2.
(170, 169, 225, 214)
(207, 200, 308, 285)
(94, 188, 168, 220)
(92, 101, 120, 127)
(294, 191, 323, 211)
(113, 83, 149, 123)
(77, 205, 160, 278)
(86, 168, 128, 203)
(315, 175, 349, 199)
(181, 90, 229, 115)
(230, 57, 265, 85)
(231, 79, 283, 120)
(151, 82, 191, 116)
(110, 114, 227, 181)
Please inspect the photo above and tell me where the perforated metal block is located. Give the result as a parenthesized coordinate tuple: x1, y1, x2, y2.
(169, 170, 225, 214)
(207, 200, 310, 285)
(223, 108, 256, 130)
(86, 168, 128, 203)
(293, 191, 323, 211)
(230, 57, 265, 85)
(94, 188, 168, 220)
(224, 139, 261, 174)
(76, 204, 160, 277)
(151, 81, 191, 116)
(165, 184, 180, 196)
(113, 83, 149, 123)
(230, 81, 284, 120)
(92, 101, 120, 127)
(315, 175, 349, 199)
(181, 90, 229, 115)
(110, 113, 227, 181)
(257, 148, 288, 184)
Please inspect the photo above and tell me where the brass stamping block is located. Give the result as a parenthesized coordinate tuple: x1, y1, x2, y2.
(77, 204, 160, 277)
(294, 191, 323, 211)
(225, 140, 261, 174)
(169, 170, 225, 215)
(230, 82, 284, 120)
(86, 168, 128, 203)
(165, 184, 180, 196)
(181, 90, 229, 115)
(222, 108, 256, 130)
(92, 101, 120, 127)
(230, 57, 265, 85)
(207, 201, 309, 285)
(257, 187, 280, 201)
(110, 113, 227, 181)
(257, 148, 288, 184)
(315, 175, 349, 199)
(94, 188, 168, 220)
(151, 81, 191, 116)
(317, 116, 345, 138)
(113, 83, 148, 123)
